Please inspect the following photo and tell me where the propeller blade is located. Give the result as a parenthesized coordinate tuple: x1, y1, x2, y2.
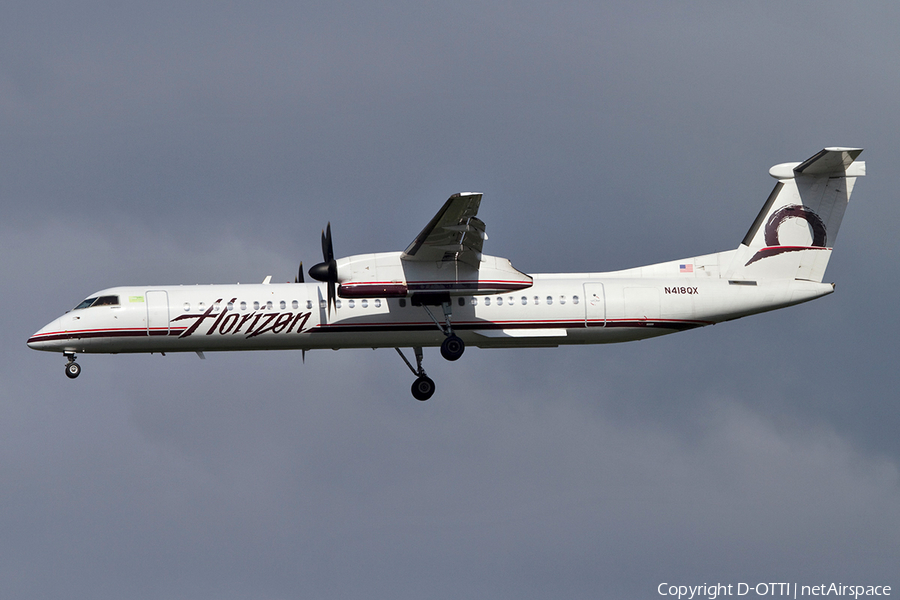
(308, 222, 339, 317)
(295, 261, 304, 284)
(327, 279, 336, 317)
(322, 222, 333, 263)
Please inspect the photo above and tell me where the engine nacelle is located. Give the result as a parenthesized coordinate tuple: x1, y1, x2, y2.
(335, 252, 532, 298)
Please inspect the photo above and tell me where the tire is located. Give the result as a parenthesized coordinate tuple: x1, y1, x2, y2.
(411, 376, 435, 401)
(65, 362, 81, 379)
(440, 335, 465, 361)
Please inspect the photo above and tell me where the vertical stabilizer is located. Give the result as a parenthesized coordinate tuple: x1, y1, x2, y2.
(726, 148, 864, 282)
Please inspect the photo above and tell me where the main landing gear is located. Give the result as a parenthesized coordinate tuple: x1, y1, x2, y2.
(64, 353, 81, 379)
(440, 334, 465, 361)
(395, 294, 467, 400)
(396, 347, 435, 401)
(415, 294, 465, 361)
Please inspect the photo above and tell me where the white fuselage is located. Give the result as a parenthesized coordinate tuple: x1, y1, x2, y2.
(27, 265, 833, 356)
(25, 148, 863, 399)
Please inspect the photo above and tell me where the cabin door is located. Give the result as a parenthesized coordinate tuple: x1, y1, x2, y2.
(146, 290, 170, 336)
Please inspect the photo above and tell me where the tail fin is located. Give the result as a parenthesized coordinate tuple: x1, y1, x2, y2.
(726, 147, 865, 282)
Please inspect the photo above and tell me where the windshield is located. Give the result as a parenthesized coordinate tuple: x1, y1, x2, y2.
(74, 297, 97, 310)
(73, 295, 119, 310)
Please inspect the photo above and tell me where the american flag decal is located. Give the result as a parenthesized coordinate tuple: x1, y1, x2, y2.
(679, 264, 693, 273)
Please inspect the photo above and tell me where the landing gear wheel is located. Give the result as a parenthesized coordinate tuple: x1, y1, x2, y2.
(65, 361, 81, 379)
(411, 376, 436, 401)
(440, 335, 465, 361)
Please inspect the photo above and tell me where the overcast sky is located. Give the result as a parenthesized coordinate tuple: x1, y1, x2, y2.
(3, 2, 899, 598)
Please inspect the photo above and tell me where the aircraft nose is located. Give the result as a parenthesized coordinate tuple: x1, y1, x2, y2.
(27, 318, 61, 351)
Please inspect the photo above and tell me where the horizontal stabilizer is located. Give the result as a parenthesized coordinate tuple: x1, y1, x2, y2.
(795, 147, 863, 175)
(769, 148, 864, 179)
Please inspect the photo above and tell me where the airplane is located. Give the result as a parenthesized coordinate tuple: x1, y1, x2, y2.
(28, 148, 865, 400)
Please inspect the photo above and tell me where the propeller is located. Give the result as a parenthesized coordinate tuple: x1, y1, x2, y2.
(294, 262, 304, 284)
(308, 222, 338, 315)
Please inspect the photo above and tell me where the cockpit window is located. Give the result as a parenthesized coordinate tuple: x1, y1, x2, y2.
(74, 297, 98, 310)
(73, 295, 119, 310)
(94, 295, 120, 307)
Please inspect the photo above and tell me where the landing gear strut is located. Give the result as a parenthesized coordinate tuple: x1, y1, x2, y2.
(64, 353, 81, 379)
(415, 295, 465, 361)
(397, 294, 468, 400)
(396, 347, 435, 401)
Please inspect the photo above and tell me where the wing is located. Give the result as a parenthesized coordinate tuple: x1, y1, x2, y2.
(402, 192, 486, 268)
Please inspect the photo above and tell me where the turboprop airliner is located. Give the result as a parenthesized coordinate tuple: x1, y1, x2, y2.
(28, 148, 864, 400)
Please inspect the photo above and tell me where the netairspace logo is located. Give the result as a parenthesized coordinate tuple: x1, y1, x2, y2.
(658, 583, 892, 600)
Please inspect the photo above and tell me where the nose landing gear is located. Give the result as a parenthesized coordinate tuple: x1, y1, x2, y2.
(64, 353, 81, 379)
